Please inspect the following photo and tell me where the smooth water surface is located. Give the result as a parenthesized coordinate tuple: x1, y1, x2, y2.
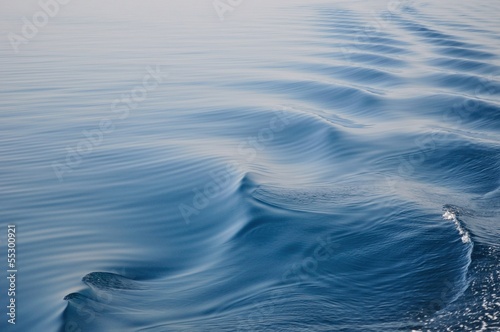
(0, 0, 499, 331)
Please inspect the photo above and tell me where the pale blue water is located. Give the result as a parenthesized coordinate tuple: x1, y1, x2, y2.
(1, 1, 500, 331)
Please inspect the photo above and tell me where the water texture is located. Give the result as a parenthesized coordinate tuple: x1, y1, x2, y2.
(0, 0, 499, 331)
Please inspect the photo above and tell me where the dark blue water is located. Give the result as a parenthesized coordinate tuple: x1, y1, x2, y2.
(1, 0, 499, 331)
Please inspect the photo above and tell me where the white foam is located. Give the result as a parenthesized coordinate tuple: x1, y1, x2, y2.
(442, 209, 471, 244)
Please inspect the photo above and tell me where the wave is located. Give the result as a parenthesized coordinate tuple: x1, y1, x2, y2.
(1, 0, 500, 331)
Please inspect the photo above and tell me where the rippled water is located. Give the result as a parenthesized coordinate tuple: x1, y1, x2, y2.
(1, 0, 499, 331)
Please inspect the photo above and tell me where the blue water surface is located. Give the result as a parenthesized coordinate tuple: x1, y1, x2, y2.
(0, 0, 499, 331)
